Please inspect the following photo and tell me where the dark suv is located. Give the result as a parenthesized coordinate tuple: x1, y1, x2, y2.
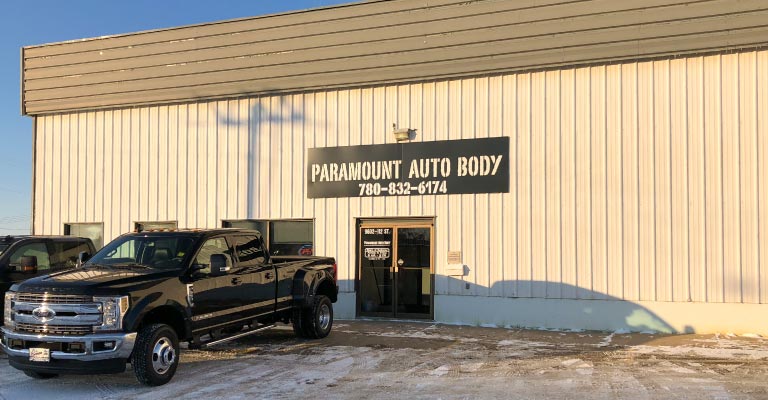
(0, 236, 96, 311)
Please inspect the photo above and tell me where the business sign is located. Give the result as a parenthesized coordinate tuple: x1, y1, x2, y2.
(307, 137, 509, 198)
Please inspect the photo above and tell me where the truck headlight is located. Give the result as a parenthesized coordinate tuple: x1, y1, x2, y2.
(4, 292, 15, 329)
(94, 296, 129, 332)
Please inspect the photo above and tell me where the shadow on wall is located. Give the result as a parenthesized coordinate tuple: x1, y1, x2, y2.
(352, 272, 684, 334)
(438, 276, 684, 333)
(218, 96, 308, 128)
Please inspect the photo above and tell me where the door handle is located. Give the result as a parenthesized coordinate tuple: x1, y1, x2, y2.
(264, 272, 273, 280)
(231, 277, 242, 285)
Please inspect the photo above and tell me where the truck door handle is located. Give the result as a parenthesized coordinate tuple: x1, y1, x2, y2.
(264, 272, 273, 280)
(231, 277, 242, 285)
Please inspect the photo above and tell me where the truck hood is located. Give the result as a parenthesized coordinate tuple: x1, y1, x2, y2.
(12, 266, 182, 296)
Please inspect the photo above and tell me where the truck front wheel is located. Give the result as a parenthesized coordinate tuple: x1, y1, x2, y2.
(132, 323, 180, 386)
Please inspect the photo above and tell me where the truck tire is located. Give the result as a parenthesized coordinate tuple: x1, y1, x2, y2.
(132, 323, 180, 386)
(23, 371, 58, 379)
(304, 295, 333, 339)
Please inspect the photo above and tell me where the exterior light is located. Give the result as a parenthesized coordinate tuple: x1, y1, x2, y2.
(392, 124, 416, 142)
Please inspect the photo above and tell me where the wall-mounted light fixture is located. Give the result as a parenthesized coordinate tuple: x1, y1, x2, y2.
(392, 123, 416, 142)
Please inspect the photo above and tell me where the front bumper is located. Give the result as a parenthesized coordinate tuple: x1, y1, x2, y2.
(0, 327, 136, 362)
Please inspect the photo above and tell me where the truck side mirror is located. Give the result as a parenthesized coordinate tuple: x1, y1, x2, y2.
(19, 256, 38, 274)
(77, 251, 91, 268)
(209, 254, 230, 277)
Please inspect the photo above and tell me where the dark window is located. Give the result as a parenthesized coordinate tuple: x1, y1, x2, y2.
(89, 235, 196, 270)
(222, 219, 313, 256)
(64, 223, 104, 249)
(135, 221, 178, 232)
(8, 242, 50, 271)
(193, 238, 232, 275)
(233, 236, 266, 266)
(50, 240, 91, 269)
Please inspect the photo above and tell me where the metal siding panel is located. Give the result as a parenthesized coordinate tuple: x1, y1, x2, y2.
(739, 52, 760, 304)
(409, 83, 424, 216)
(687, 57, 707, 303)
(168, 105, 179, 225)
(93, 112, 104, 226)
(502, 74, 517, 298)
(704, 55, 724, 303)
(216, 101, 228, 221)
(622, 63, 640, 302)
(654, 60, 673, 303)
(487, 76, 504, 297)
(25, 1, 768, 114)
(372, 86, 386, 216)
(606, 65, 624, 299)
(302, 94, 316, 223)
(225, 100, 237, 219)
(137, 108, 149, 221)
(461, 79, 478, 295)
(560, 69, 577, 299)
(158, 106, 170, 221)
(448, 79, 463, 296)
(721, 54, 742, 303)
(238, 99, 250, 220)
(33, 118, 44, 235)
(314, 92, 327, 273)
(398, 85, 411, 216)
(434, 80, 450, 295)
(186, 104, 199, 227)
(637, 61, 656, 302)
(26, 0, 699, 71)
(475, 77, 490, 296)
(26, 24, 768, 115)
(545, 70, 562, 299)
(102, 110, 115, 240)
(42, 116, 54, 234)
(84, 112, 96, 222)
(530, 72, 547, 298)
(575, 67, 593, 299)
(257, 97, 270, 219)
(76, 113, 87, 222)
(591, 66, 608, 300)
(385, 86, 398, 216)
(759, 50, 768, 304)
(516, 73, 532, 298)
(670, 59, 691, 303)
(291, 94, 304, 218)
(270, 96, 284, 219)
(65, 114, 76, 227)
(119, 110, 131, 235)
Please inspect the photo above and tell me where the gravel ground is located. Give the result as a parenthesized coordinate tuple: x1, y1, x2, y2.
(0, 320, 766, 399)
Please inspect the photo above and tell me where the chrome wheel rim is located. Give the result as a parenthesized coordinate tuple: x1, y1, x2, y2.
(151, 337, 175, 375)
(318, 304, 331, 331)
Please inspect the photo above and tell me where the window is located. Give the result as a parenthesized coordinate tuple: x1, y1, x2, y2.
(89, 235, 196, 269)
(8, 242, 50, 271)
(64, 223, 104, 249)
(134, 221, 178, 232)
(222, 219, 313, 256)
(50, 240, 92, 269)
(193, 237, 232, 275)
(233, 236, 266, 266)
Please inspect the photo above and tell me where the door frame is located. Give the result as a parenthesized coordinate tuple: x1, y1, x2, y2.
(355, 217, 435, 320)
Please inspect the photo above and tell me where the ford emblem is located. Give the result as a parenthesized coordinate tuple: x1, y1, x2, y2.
(32, 306, 56, 322)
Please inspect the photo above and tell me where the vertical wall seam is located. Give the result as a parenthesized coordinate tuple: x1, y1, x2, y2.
(719, 54, 726, 303)
(685, 60, 692, 302)
(668, 63, 674, 302)
(558, 70, 564, 295)
(619, 66, 625, 300)
(604, 66, 609, 299)
(543, 73, 548, 297)
(756, 52, 762, 304)
(737, 56, 744, 303)
(636, 62, 641, 300)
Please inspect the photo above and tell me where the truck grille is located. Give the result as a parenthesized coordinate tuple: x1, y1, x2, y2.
(16, 323, 93, 336)
(16, 293, 92, 304)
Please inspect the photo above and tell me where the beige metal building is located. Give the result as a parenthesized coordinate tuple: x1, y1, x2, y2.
(24, 0, 768, 333)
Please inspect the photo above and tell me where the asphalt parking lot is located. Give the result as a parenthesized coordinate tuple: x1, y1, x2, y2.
(0, 320, 766, 399)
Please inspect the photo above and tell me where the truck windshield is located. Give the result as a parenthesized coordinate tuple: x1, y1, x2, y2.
(87, 236, 196, 270)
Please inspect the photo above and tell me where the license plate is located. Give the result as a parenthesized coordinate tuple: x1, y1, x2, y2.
(29, 348, 50, 362)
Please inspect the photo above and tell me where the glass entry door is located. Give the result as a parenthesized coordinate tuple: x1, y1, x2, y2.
(358, 223, 433, 319)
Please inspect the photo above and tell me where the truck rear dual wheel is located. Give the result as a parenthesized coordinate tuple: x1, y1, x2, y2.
(132, 323, 180, 386)
(292, 295, 333, 339)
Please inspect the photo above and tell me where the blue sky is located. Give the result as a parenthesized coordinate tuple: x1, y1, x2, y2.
(0, 0, 350, 235)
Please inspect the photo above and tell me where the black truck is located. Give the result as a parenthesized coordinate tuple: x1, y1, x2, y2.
(1, 229, 337, 386)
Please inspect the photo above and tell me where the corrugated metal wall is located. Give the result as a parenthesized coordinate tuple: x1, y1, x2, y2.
(22, 0, 768, 114)
(34, 49, 768, 304)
